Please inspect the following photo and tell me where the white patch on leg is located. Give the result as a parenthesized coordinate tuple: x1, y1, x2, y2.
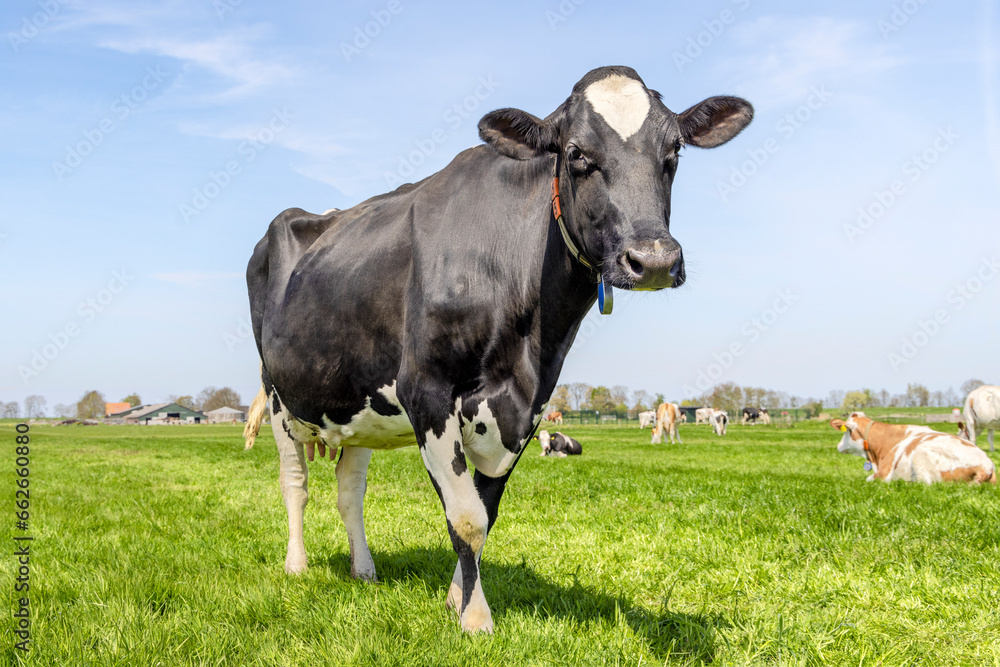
(421, 411, 494, 633)
(584, 74, 651, 141)
(462, 401, 532, 477)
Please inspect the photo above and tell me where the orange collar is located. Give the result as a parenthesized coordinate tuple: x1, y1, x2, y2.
(861, 420, 876, 462)
(551, 175, 599, 273)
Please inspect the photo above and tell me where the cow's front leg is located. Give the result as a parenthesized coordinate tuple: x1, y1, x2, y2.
(446, 469, 512, 617)
(271, 407, 309, 574)
(418, 418, 493, 634)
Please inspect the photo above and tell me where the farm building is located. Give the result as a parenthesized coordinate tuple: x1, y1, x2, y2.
(104, 402, 132, 417)
(205, 406, 246, 423)
(109, 402, 205, 424)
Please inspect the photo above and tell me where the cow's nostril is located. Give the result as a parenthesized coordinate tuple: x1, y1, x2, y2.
(625, 251, 644, 278)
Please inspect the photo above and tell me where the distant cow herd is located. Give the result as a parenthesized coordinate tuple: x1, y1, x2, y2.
(542, 387, 999, 486)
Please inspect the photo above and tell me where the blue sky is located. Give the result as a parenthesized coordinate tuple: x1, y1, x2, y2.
(2, 0, 998, 412)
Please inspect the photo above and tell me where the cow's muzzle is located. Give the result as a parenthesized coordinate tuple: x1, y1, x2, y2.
(619, 240, 685, 290)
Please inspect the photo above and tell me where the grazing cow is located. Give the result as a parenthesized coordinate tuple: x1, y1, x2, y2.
(758, 408, 771, 425)
(651, 402, 683, 444)
(242, 65, 752, 633)
(638, 410, 657, 429)
(958, 385, 1000, 452)
(545, 410, 564, 425)
(830, 414, 996, 484)
(710, 409, 728, 436)
(694, 407, 713, 425)
(741, 407, 760, 425)
(538, 430, 582, 457)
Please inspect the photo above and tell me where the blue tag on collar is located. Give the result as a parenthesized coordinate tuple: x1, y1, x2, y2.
(598, 274, 613, 315)
(863, 461, 872, 471)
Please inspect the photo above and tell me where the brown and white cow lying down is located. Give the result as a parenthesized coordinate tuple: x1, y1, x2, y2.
(831, 413, 996, 484)
(538, 430, 582, 457)
(651, 402, 683, 444)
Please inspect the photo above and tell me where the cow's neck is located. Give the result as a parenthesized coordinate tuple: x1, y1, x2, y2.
(860, 420, 894, 468)
(523, 156, 599, 413)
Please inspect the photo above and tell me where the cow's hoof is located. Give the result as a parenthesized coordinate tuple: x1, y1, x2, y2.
(445, 582, 462, 614)
(352, 569, 378, 583)
(285, 554, 308, 574)
(460, 605, 494, 634)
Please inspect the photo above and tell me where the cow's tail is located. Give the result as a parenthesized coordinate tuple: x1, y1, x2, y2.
(988, 467, 997, 485)
(243, 383, 268, 450)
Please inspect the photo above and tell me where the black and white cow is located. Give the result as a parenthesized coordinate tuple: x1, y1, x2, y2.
(243, 66, 752, 634)
(538, 430, 583, 457)
(710, 409, 728, 436)
(741, 407, 760, 425)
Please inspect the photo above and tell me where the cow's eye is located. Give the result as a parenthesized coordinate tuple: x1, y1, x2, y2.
(567, 146, 586, 163)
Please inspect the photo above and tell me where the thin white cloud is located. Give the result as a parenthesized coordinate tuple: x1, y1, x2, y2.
(50, 2, 299, 102)
(152, 271, 243, 287)
(100, 30, 297, 102)
(717, 16, 905, 108)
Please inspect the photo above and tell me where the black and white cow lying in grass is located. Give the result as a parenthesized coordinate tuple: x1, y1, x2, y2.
(242, 65, 752, 634)
(538, 430, 582, 457)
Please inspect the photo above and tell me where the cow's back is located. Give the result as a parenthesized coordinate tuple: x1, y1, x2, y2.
(892, 430, 996, 483)
(249, 145, 555, 427)
(249, 188, 421, 424)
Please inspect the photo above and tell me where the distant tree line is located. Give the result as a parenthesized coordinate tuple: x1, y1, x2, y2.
(547, 383, 664, 417)
(832, 379, 984, 413)
(544, 378, 989, 420)
(0, 387, 246, 420)
(2, 379, 987, 421)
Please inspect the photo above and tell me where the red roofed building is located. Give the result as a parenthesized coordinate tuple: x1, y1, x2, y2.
(105, 402, 132, 417)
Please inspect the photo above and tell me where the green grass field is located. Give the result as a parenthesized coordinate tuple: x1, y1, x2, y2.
(2, 421, 998, 666)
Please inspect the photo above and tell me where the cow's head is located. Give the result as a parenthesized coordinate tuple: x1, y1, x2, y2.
(830, 412, 868, 455)
(479, 65, 753, 291)
(538, 429, 551, 454)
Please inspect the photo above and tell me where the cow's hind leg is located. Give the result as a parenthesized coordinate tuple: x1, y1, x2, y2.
(418, 417, 494, 633)
(271, 405, 309, 573)
(336, 447, 377, 581)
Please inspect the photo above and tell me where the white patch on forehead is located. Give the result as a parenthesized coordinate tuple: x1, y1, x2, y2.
(584, 74, 651, 141)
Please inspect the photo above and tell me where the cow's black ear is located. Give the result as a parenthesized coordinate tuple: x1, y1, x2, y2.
(678, 96, 753, 148)
(479, 108, 559, 160)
